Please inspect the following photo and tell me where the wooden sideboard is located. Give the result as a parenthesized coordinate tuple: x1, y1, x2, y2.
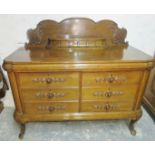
(3, 18, 154, 139)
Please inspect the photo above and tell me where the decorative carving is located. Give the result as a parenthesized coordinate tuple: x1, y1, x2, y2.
(27, 29, 42, 45)
(25, 18, 128, 49)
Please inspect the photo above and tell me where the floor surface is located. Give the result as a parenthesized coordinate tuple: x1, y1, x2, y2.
(0, 107, 154, 141)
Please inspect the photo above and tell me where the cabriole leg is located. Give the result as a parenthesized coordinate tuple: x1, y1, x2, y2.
(128, 110, 142, 136)
(128, 120, 137, 136)
(0, 101, 4, 113)
(19, 123, 26, 139)
(128, 109, 142, 136)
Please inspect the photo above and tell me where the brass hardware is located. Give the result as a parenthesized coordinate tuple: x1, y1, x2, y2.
(96, 75, 126, 83)
(32, 77, 65, 83)
(104, 103, 111, 111)
(93, 103, 111, 111)
(94, 90, 123, 97)
(46, 78, 52, 84)
(105, 91, 113, 97)
(93, 103, 119, 112)
(38, 105, 66, 112)
(48, 106, 55, 112)
(108, 76, 115, 83)
(47, 93, 54, 99)
(35, 92, 65, 99)
(35, 92, 41, 97)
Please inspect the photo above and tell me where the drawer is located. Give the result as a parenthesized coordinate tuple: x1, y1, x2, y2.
(82, 71, 142, 87)
(82, 85, 138, 101)
(81, 101, 133, 112)
(24, 102, 79, 114)
(18, 72, 79, 88)
(21, 88, 79, 102)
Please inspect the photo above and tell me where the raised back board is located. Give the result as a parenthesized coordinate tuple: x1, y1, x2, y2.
(25, 18, 128, 49)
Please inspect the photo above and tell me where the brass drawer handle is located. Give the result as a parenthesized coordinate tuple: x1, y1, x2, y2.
(35, 92, 65, 98)
(105, 91, 113, 97)
(48, 106, 55, 112)
(94, 91, 123, 97)
(104, 104, 111, 111)
(47, 93, 54, 99)
(46, 78, 65, 84)
(94, 103, 111, 111)
(93, 103, 119, 112)
(46, 78, 52, 84)
(48, 105, 66, 112)
(96, 75, 126, 83)
(38, 105, 66, 112)
(33, 77, 65, 83)
(47, 92, 65, 99)
(108, 77, 115, 83)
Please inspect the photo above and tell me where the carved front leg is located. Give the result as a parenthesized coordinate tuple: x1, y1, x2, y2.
(13, 111, 26, 139)
(128, 111, 142, 136)
(0, 101, 4, 113)
(129, 120, 137, 136)
(19, 123, 26, 139)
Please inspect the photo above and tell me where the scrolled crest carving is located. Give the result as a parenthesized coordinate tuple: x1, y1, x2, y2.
(27, 29, 41, 44)
(25, 18, 128, 49)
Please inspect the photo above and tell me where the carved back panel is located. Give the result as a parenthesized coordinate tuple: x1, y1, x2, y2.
(25, 18, 128, 49)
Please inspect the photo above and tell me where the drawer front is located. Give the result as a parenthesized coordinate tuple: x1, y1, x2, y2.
(18, 72, 79, 88)
(82, 71, 141, 87)
(24, 102, 79, 114)
(21, 88, 79, 102)
(82, 85, 138, 101)
(81, 101, 133, 112)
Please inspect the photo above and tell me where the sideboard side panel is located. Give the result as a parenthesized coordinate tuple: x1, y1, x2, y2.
(8, 72, 23, 115)
(134, 70, 151, 110)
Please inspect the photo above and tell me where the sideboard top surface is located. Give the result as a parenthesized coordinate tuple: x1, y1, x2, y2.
(4, 46, 154, 64)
